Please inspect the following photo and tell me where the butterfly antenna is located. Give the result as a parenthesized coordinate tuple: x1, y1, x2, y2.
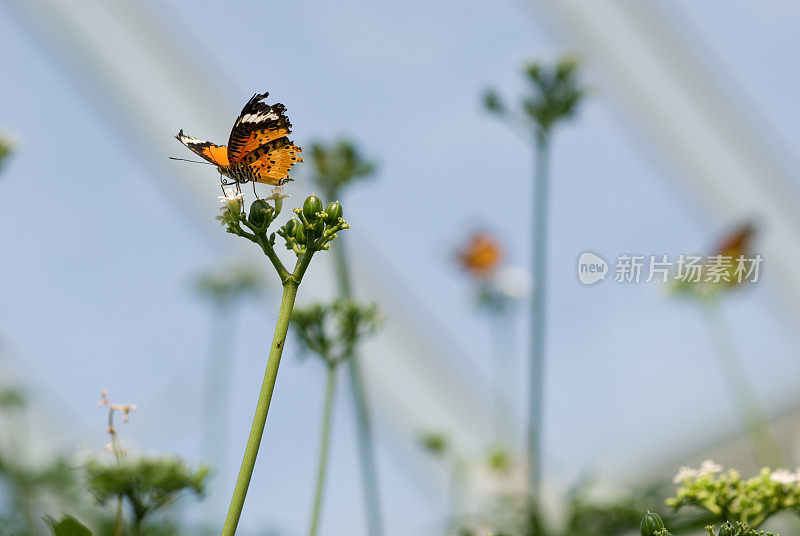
(169, 156, 216, 165)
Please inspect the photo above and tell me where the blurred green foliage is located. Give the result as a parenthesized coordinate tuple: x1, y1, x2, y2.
(0, 136, 12, 173)
(291, 299, 381, 366)
(308, 139, 376, 199)
(418, 432, 449, 458)
(85, 457, 209, 535)
(45, 515, 93, 536)
(194, 264, 263, 306)
(0, 386, 78, 536)
(484, 55, 585, 137)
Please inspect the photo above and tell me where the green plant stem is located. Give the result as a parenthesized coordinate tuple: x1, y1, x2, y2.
(331, 238, 384, 536)
(308, 364, 338, 536)
(702, 299, 783, 467)
(109, 412, 124, 536)
(133, 513, 143, 536)
(220, 281, 299, 536)
(114, 500, 123, 536)
(527, 130, 549, 504)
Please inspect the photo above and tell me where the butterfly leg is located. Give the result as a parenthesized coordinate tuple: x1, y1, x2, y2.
(252, 181, 262, 200)
(219, 175, 243, 195)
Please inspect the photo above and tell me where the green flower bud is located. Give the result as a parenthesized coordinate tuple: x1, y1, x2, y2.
(640, 512, 665, 536)
(325, 201, 342, 225)
(248, 199, 272, 227)
(303, 195, 323, 221)
(284, 218, 297, 236)
(718, 523, 735, 536)
(294, 223, 307, 245)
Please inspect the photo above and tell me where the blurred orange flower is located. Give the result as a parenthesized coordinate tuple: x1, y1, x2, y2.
(457, 232, 503, 279)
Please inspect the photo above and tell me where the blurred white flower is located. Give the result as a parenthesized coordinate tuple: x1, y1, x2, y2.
(493, 265, 532, 301)
(699, 459, 723, 475)
(771, 469, 800, 485)
(673, 460, 722, 483)
(673, 466, 698, 483)
(218, 185, 244, 203)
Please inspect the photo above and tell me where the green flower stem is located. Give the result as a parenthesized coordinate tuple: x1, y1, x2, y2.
(527, 130, 549, 503)
(332, 238, 385, 536)
(702, 300, 783, 467)
(220, 280, 300, 536)
(308, 363, 338, 536)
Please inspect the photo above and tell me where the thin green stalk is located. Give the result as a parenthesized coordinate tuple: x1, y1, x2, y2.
(114, 500, 123, 536)
(702, 300, 782, 467)
(133, 514, 143, 536)
(331, 239, 384, 536)
(527, 130, 549, 502)
(109, 410, 124, 536)
(220, 281, 299, 536)
(308, 364, 338, 536)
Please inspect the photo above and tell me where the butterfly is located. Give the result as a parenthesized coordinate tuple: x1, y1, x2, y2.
(175, 92, 302, 190)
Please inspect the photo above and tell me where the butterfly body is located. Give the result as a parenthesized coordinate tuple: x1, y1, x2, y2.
(175, 92, 302, 187)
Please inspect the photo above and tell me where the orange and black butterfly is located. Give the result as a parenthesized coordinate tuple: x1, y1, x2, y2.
(175, 92, 302, 190)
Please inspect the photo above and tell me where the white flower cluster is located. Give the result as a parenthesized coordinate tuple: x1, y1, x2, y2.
(770, 468, 800, 485)
(673, 461, 800, 486)
(673, 459, 723, 483)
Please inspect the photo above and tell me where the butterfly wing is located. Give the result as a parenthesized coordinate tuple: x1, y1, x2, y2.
(715, 223, 756, 257)
(175, 130, 229, 166)
(239, 136, 303, 185)
(227, 92, 293, 165)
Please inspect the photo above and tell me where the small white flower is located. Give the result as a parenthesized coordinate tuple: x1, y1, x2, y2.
(673, 460, 722, 484)
(493, 265, 533, 301)
(673, 466, 698, 483)
(698, 459, 723, 475)
(771, 469, 799, 485)
(218, 185, 244, 203)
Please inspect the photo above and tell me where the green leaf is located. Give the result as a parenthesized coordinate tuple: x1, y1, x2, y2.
(45, 515, 93, 536)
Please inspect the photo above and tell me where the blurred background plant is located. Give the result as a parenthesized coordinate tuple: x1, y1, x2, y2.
(291, 299, 382, 536)
(0, 385, 209, 536)
(456, 231, 530, 444)
(669, 223, 781, 468)
(484, 55, 586, 508)
(0, 135, 12, 173)
(307, 139, 384, 536)
(0, 383, 77, 536)
(84, 457, 208, 536)
(79, 392, 209, 536)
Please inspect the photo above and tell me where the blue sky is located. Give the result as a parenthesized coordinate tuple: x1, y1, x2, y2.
(1, 1, 800, 534)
